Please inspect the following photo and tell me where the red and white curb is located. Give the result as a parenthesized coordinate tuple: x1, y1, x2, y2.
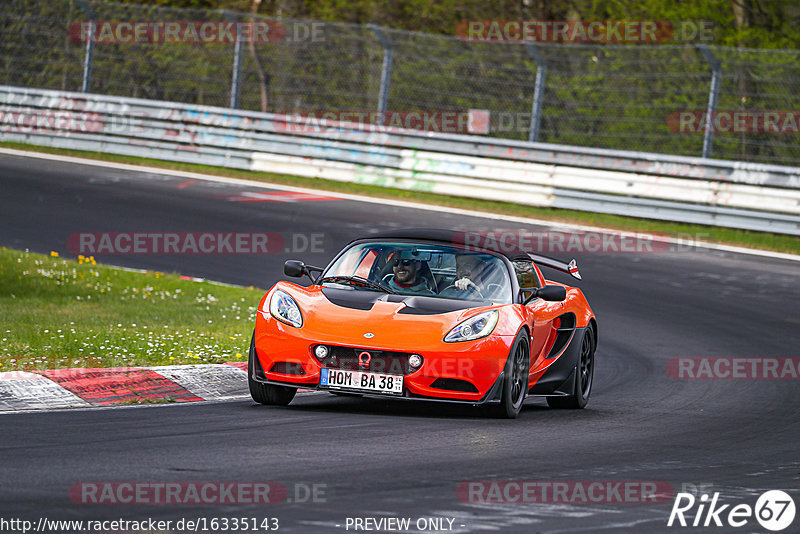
(0, 371, 90, 411)
(0, 363, 252, 413)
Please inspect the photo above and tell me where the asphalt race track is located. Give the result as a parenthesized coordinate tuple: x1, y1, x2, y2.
(1, 151, 799, 533)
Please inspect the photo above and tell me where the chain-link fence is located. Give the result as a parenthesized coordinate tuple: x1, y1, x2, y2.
(3, 0, 800, 166)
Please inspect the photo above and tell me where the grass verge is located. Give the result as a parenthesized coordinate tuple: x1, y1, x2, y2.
(2, 141, 799, 255)
(0, 247, 263, 371)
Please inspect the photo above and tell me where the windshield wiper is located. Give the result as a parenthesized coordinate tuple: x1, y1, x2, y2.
(317, 275, 397, 294)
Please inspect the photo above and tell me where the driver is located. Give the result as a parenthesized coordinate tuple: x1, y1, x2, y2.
(386, 257, 435, 295)
(440, 254, 486, 298)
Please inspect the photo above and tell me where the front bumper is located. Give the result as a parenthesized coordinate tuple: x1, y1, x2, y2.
(253, 314, 514, 404)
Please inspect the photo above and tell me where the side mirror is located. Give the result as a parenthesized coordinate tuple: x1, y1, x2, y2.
(523, 285, 567, 304)
(284, 260, 306, 278)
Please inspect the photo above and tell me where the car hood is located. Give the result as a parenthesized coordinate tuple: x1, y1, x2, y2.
(263, 283, 518, 348)
(320, 287, 480, 315)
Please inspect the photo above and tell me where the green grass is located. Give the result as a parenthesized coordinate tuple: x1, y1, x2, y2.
(3, 141, 800, 255)
(0, 247, 263, 372)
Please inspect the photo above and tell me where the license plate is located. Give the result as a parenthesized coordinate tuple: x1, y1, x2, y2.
(320, 368, 403, 395)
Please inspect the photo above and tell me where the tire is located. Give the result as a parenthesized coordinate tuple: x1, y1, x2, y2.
(248, 333, 297, 406)
(494, 330, 530, 419)
(547, 327, 595, 409)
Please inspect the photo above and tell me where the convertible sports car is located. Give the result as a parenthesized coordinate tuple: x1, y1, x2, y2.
(249, 229, 597, 418)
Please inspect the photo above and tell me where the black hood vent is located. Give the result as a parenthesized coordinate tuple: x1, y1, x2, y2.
(320, 287, 478, 315)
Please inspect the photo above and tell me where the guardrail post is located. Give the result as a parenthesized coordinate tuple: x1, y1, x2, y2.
(76, 0, 95, 93)
(524, 44, 547, 143)
(697, 45, 721, 159)
(369, 24, 393, 125)
(225, 10, 244, 109)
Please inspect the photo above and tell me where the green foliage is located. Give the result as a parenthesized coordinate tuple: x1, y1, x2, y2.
(103, 0, 800, 48)
(1, 0, 798, 164)
(0, 247, 262, 370)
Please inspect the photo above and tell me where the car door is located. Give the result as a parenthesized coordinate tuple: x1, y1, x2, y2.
(515, 260, 563, 380)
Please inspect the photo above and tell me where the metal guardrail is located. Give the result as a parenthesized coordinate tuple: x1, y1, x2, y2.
(1, 85, 799, 235)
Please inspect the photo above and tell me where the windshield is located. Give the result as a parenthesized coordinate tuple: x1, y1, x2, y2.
(323, 242, 513, 304)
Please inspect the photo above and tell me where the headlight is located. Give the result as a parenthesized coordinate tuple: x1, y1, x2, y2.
(269, 289, 303, 327)
(444, 310, 498, 342)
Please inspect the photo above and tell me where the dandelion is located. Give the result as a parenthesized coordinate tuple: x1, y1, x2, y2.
(50, 251, 59, 257)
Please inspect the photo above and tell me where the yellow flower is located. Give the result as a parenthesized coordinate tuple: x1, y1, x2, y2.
(235, 353, 242, 358)
(169, 356, 175, 360)
(50, 251, 59, 257)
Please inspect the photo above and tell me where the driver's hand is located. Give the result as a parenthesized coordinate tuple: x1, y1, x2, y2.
(455, 277, 478, 291)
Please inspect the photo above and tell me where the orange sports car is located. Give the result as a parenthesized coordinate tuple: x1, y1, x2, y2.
(248, 229, 597, 418)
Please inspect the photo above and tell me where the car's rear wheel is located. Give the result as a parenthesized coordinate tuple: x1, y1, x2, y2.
(248, 333, 297, 406)
(547, 327, 594, 409)
(494, 330, 530, 419)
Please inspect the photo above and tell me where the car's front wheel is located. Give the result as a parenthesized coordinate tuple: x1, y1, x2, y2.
(547, 327, 594, 409)
(494, 330, 530, 419)
(248, 333, 297, 406)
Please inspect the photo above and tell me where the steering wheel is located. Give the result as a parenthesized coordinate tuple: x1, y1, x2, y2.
(441, 283, 484, 299)
(485, 283, 503, 298)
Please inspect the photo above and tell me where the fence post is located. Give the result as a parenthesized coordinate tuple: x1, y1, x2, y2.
(697, 44, 721, 159)
(524, 44, 547, 143)
(369, 24, 393, 125)
(75, 0, 95, 93)
(224, 10, 244, 109)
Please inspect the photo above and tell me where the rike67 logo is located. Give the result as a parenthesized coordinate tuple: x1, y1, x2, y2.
(668, 490, 796, 531)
